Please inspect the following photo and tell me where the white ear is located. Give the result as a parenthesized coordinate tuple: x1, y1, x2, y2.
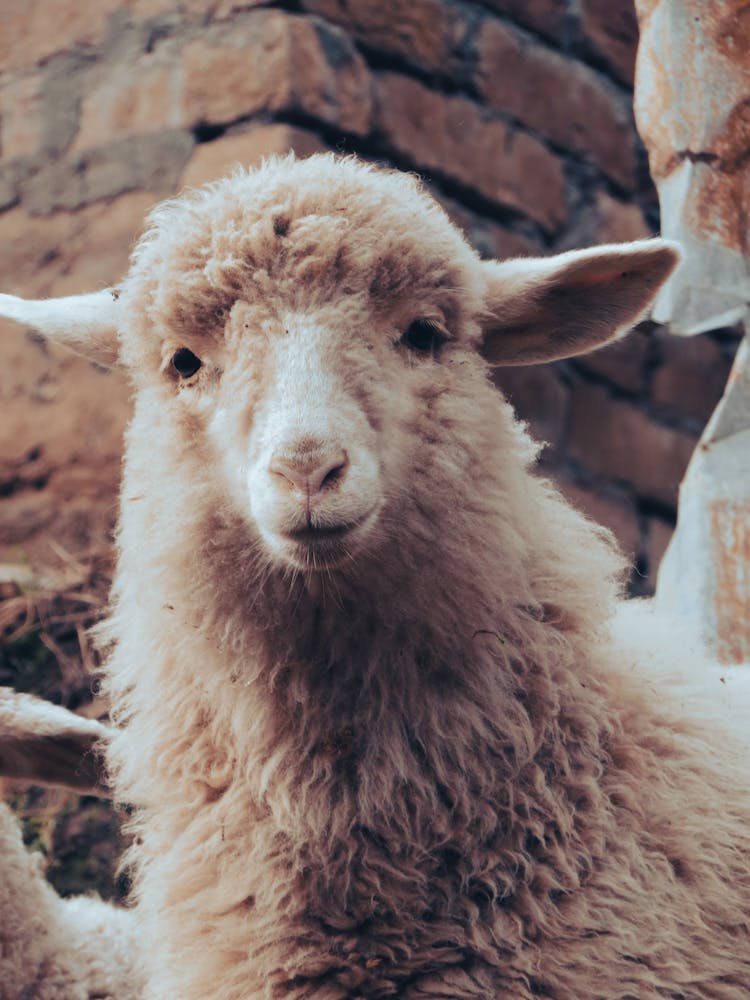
(480, 240, 680, 366)
(0, 289, 121, 368)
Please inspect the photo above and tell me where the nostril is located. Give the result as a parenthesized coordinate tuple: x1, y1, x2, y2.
(269, 449, 348, 496)
(314, 453, 348, 494)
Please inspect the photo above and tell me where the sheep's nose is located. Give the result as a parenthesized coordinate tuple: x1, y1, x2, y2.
(269, 448, 348, 496)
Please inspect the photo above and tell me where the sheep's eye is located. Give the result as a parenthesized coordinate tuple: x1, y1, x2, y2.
(401, 320, 446, 355)
(171, 348, 202, 378)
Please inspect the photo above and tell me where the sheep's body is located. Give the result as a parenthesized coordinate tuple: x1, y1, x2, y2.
(0, 801, 141, 1000)
(3, 155, 749, 998)
(0, 692, 141, 1000)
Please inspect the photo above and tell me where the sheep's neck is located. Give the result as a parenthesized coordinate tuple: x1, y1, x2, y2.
(176, 564, 609, 855)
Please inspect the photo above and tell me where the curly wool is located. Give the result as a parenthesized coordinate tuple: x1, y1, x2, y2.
(0, 803, 142, 1000)
(93, 155, 750, 999)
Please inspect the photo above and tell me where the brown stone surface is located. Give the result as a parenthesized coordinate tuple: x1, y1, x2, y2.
(376, 73, 568, 231)
(493, 364, 569, 455)
(21, 133, 194, 214)
(574, 326, 650, 394)
(181, 126, 327, 188)
(0, 0, 121, 73)
(568, 384, 697, 506)
(300, 0, 470, 75)
(476, 19, 637, 189)
(435, 192, 541, 260)
(484, 227, 540, 261)
(74, 61, 179, 152)
(0, 75, 44, 161)
(593, 191, 652, 244)
(560, 480, 641, 559)
(651, 331, 733, 426)
(181, 12, 372, 136)
(0, 324, 129, 566)
(0, 193, 155, 297)
(579, 0, 639, 86)
(180, 13, 292, 125)
(128, 0, 257, 17)
(477, 0, 565, 40)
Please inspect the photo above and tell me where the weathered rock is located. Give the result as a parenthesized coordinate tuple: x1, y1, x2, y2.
(658, 422, 750, 665)
(635, 0, 750, 333)
(635, 0, 750, 662)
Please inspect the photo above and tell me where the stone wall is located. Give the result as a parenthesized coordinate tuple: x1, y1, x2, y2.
(0, 0, 740, 592)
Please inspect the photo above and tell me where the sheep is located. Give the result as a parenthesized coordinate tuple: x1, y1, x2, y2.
(0, 691, 141, 1000)
(2, 153, 750, 1000)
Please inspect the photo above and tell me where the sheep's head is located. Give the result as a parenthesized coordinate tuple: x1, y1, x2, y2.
(0, 155, 678, 577)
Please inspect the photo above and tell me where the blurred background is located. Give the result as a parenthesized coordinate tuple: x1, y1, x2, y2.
(0, 0, 742, 899)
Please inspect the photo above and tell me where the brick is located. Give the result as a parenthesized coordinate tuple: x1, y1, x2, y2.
(22, 132, 194, 214)
(477, 0, 565, 40)
(493, 364, 569, 455)
(0, 75, 44, 160)
(650, 331, 733, 427)
(212, 0, 270, 16)
(476, 19, 637, 189)
(0, 322, 129, 561)
(0, 163, 21, 211)
(579, 0, 639, 86)
(0, 0, 122, 73)
(574, 325, 650, 394)
(180, 13, 291, 125)
(560, 480, 641, 559)
(0, 192, 156, 297)
(180, 11, 372, 136)
(293, 19, 373, 135)
(481, 222, 541, 261)
(181, 125, 327, 188)
(433, 191, 540, 260)
(299, 0, 470, 75)
(74, 60, 180, 152)
(593, 191, 651, 243)
(567, 383, 697, 507)
(39, 58, 84, 157)
(125, 0, 265, 16)
(376, 73, 567, 231)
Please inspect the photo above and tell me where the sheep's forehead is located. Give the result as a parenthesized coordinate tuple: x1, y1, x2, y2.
(127, 156, 481, 346)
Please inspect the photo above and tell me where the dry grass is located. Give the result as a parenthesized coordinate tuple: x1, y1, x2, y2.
(0, 542, 114, 712)
(1, 542, 127, 899)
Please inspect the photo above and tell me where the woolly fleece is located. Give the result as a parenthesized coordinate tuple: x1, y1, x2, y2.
(0, 802, 141, 1000)
(17, 155, 750, 999)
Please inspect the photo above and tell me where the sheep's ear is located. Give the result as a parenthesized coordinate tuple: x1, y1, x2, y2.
(0, 289, 121, 368)
(479, 240, 680, 367)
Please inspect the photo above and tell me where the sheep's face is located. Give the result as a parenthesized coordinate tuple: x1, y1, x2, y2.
(120, 156, 506, 574)
(152, 248, 491, 575)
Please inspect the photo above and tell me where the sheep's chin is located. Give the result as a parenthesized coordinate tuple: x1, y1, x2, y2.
(259, 509, 380, 573)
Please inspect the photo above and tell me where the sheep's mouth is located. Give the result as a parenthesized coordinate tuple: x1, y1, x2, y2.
(285, 522, 358, 543)
(279, 509, 378, 568)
